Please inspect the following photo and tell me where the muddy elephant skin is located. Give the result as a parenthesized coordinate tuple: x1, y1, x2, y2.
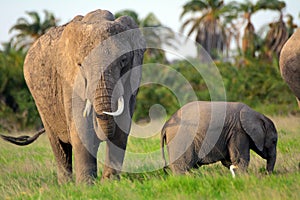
(280, 28, 300, 107)
(1, 9, 145, 184)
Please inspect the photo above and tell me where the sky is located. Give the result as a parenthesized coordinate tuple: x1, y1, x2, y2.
(0, 0, 299, 46)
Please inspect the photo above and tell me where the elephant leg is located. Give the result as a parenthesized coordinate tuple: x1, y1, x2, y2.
(228, 136, 250, 173)
(101, 126, 128, 180)
(235, 152, 250, 172)
(221, 159, 232, 169)
(47, 130, 73, 184)
(72, 133, 100, 184)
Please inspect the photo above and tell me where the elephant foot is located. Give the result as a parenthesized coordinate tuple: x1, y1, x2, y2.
(101, 174, 120, 182)
(76, 175, 97, 185)
(101, 166, 120, 182)
(57, 173, 73, 185)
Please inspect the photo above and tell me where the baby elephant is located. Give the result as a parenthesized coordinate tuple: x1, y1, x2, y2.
(161, 101, 278, 176)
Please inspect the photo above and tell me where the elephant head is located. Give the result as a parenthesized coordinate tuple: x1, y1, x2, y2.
(66, 10, 145, 140)
(240, 106, 278, 173)
(280, 28, 300, 107)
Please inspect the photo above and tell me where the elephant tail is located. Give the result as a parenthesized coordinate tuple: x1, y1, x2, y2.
(0, 128, 45, 146)
(161, 126, 168, 174)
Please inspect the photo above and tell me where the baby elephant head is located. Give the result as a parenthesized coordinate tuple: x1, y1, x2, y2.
(240, 106, 278, 174)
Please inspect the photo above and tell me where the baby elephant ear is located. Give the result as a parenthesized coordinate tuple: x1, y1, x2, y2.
(240, 105, 265, 152)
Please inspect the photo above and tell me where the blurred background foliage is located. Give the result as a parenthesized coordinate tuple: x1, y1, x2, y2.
(0, 0, 299, 131)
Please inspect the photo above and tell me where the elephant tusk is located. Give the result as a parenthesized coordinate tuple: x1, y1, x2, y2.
(103, 96, 124, 116)
(230, 165, 238, 178)
(83, 99, 92, 117)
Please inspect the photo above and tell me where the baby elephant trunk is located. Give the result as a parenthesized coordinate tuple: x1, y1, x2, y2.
(266, 147, 276, 174)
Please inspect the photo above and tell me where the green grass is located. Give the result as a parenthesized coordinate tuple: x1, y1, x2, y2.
(0, 116, 300, 199)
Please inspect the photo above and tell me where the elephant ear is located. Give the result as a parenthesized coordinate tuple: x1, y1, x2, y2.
(130, 48, 144, 95)
(129, 34, 145, 116)
(240, 105, 265, 152)
(116, 16, 145, 115)
(115, 16, 145, 84)
(73, 70, 87, 100)
(73, 65, 92, 118)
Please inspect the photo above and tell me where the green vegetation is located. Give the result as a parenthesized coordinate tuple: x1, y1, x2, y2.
(0, 116, 299, 199)
(133, 58, 298, 120)
(0, 47, 40, 131)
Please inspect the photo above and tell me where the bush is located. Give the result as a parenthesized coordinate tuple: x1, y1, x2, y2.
(0, 49, 40, 131)
(218, 58, 298, 115)
(133, 58, 298, 121)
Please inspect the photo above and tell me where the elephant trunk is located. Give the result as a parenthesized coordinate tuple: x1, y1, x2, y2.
(93, 74, 124, 140)
(266, 147, 276, 174)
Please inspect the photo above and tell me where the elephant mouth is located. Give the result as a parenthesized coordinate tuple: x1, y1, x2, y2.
(92, 96, 124, 121)
(92, 96, 124, 141)
(95, 113, 109, 120)
(83, 96, 124, 119)
(102, 96, 124, 117)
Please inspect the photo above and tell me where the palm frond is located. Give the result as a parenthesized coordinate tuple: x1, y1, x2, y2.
(180, 18, 196, 33)
(26, 11, 41, 25)
(141, 12, 162, 27)
(186, 15, 207, 37)
(180, 0, 208, 19)
(15, 17, 30, 25)
(256, 0, 286, 11)
(9, 10, 58, 50)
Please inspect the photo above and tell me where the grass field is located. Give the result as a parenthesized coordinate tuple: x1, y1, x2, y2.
(0, 115, 299, 199)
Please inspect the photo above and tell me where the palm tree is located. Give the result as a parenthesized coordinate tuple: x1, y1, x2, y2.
(286, 14, 297, 37)
(180, 0, 238, 59)
(238, 0, 258, 58)
(237, 0, 288, 60)
(141, 13, 176, 63)
(258, 0, 288, 59)
(9, 10, 59, 50)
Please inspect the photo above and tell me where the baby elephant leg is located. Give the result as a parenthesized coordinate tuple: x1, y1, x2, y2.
(228, 135, 250, 174)
(221, 159, 232, 168)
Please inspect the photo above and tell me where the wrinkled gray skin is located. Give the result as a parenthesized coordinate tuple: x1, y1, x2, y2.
(161, 101, 278, 175)
(280, 28, 300, 107)
(14, 10, 144, 184)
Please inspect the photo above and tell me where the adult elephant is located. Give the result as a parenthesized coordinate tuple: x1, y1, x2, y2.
(0, 9, 145, 184)
(280, 28, 300, 107)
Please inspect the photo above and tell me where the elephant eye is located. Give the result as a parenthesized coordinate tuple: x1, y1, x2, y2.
(120, 65, 130, 77)
(120, 55, 130, 76)
(120, 55, 128, 68)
